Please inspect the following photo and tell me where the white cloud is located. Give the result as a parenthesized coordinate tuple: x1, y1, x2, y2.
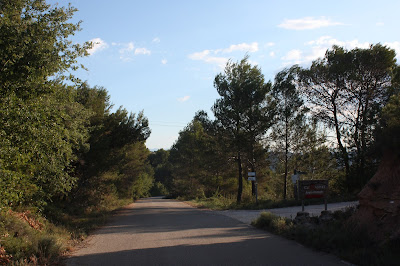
(269, 51, 276, 57)
(385, 41, 400, 60)
(118, 42, 135, 61)
(188, 50, 228, 69)
(188, 42, 259, 68)
(177, 96, 190, 102)
(278, 17, 343, 30)
(307, 36, 369, 50)
(152, 37, 161, 43)
(282, 49, 303, 63)
(248, 59, 259, 66)
(376, 22, 385, 27)
(117, 42, 151, 61)
(135, 47, 151, 55)
(87, 38, 108, 54)
(119, 42, 135, 53)
(161, 59, 168, 65)
(217, 42, 259, 53)
(282, 36, 371, 66)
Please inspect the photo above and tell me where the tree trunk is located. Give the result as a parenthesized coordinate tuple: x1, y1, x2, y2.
(237, 151, 243, 203)
(284, 112, 289, 200)
(359, 95, 370, 187)
(250, 146, 256, 196)
(333, 100, 351, 191)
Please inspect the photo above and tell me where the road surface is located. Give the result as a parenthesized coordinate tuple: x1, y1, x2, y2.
(67, 197, 345, 265)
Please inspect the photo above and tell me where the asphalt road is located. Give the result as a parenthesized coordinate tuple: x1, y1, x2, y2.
(67, 197, 345, 266)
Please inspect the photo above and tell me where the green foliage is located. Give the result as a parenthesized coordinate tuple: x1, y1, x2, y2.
(170, 120, 217, 198)
(0, 0, 91, 98)
(0, 88, 91, 207)
(0, 0, 155, 263)
(0, 0, 92, 208)
(300, 44, 398, 191)
(377, 92, 400, 150)
(149, 149, 173, 190)
(213, 56, 275, 203)
(169, 114, 236, 199)
(150, 181, 169, 196)
(0, 170, 37, 207)
(131, 172, 154, 200)
(269, 65, 308, 199)
(66, 82, 152, 209)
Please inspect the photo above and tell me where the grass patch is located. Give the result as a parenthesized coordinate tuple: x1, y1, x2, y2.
(252, 208, 400, 265)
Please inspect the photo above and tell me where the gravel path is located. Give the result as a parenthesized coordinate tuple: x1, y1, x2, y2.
(215, 201, 359, 224)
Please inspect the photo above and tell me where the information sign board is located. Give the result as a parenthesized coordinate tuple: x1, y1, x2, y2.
(298, 180, 329, 199)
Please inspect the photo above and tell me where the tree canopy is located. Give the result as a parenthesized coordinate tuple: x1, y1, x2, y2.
(213, 56, 275, 203)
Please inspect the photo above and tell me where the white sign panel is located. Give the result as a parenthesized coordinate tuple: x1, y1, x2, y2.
(248, 172, 256, 177)
(248, 176, 256, 181)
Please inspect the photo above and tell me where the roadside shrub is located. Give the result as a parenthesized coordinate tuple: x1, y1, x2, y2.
(150, 182, 169, 196)
(0, 209, 68, 265)
(252, 212, 277, 228)
(252, 207, 400, 265)
(252, 212, 293, 235)
(36, 237, 61, 264)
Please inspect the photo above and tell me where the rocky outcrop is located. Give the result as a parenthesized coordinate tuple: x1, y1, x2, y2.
(354, 151, 400, 242)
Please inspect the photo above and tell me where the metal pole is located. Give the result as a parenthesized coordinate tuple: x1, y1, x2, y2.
(302, 200, 304, 212)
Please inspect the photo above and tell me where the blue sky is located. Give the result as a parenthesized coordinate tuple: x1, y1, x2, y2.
(49, 0, 400, 150)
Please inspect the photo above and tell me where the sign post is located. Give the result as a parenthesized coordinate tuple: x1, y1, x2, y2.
(298, 180, 329, 211)
(248, 172, 258, 204)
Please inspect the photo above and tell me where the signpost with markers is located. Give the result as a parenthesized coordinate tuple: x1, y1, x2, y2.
(248, 172, 258, 204)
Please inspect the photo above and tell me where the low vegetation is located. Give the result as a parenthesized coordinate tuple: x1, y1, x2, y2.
(252, 208, 400, 265)
(188, 194, 356, 210)
(0, 198, 133, 265)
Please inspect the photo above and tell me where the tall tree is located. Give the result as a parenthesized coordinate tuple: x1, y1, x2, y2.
(169, 120, 215, 198)
(300, 45, 398, 191)
(300, 46, 351, 189)
(213, 56, 275, 203)
(73, 83, 151, 203)
(270, 65, 308, 199)
(347, 45, 397, 186)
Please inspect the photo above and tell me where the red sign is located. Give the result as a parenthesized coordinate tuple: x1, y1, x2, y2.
(298, 180, 329, 199)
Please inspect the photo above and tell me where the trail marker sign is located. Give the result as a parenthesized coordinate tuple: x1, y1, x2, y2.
(248, 172, 256, 181)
